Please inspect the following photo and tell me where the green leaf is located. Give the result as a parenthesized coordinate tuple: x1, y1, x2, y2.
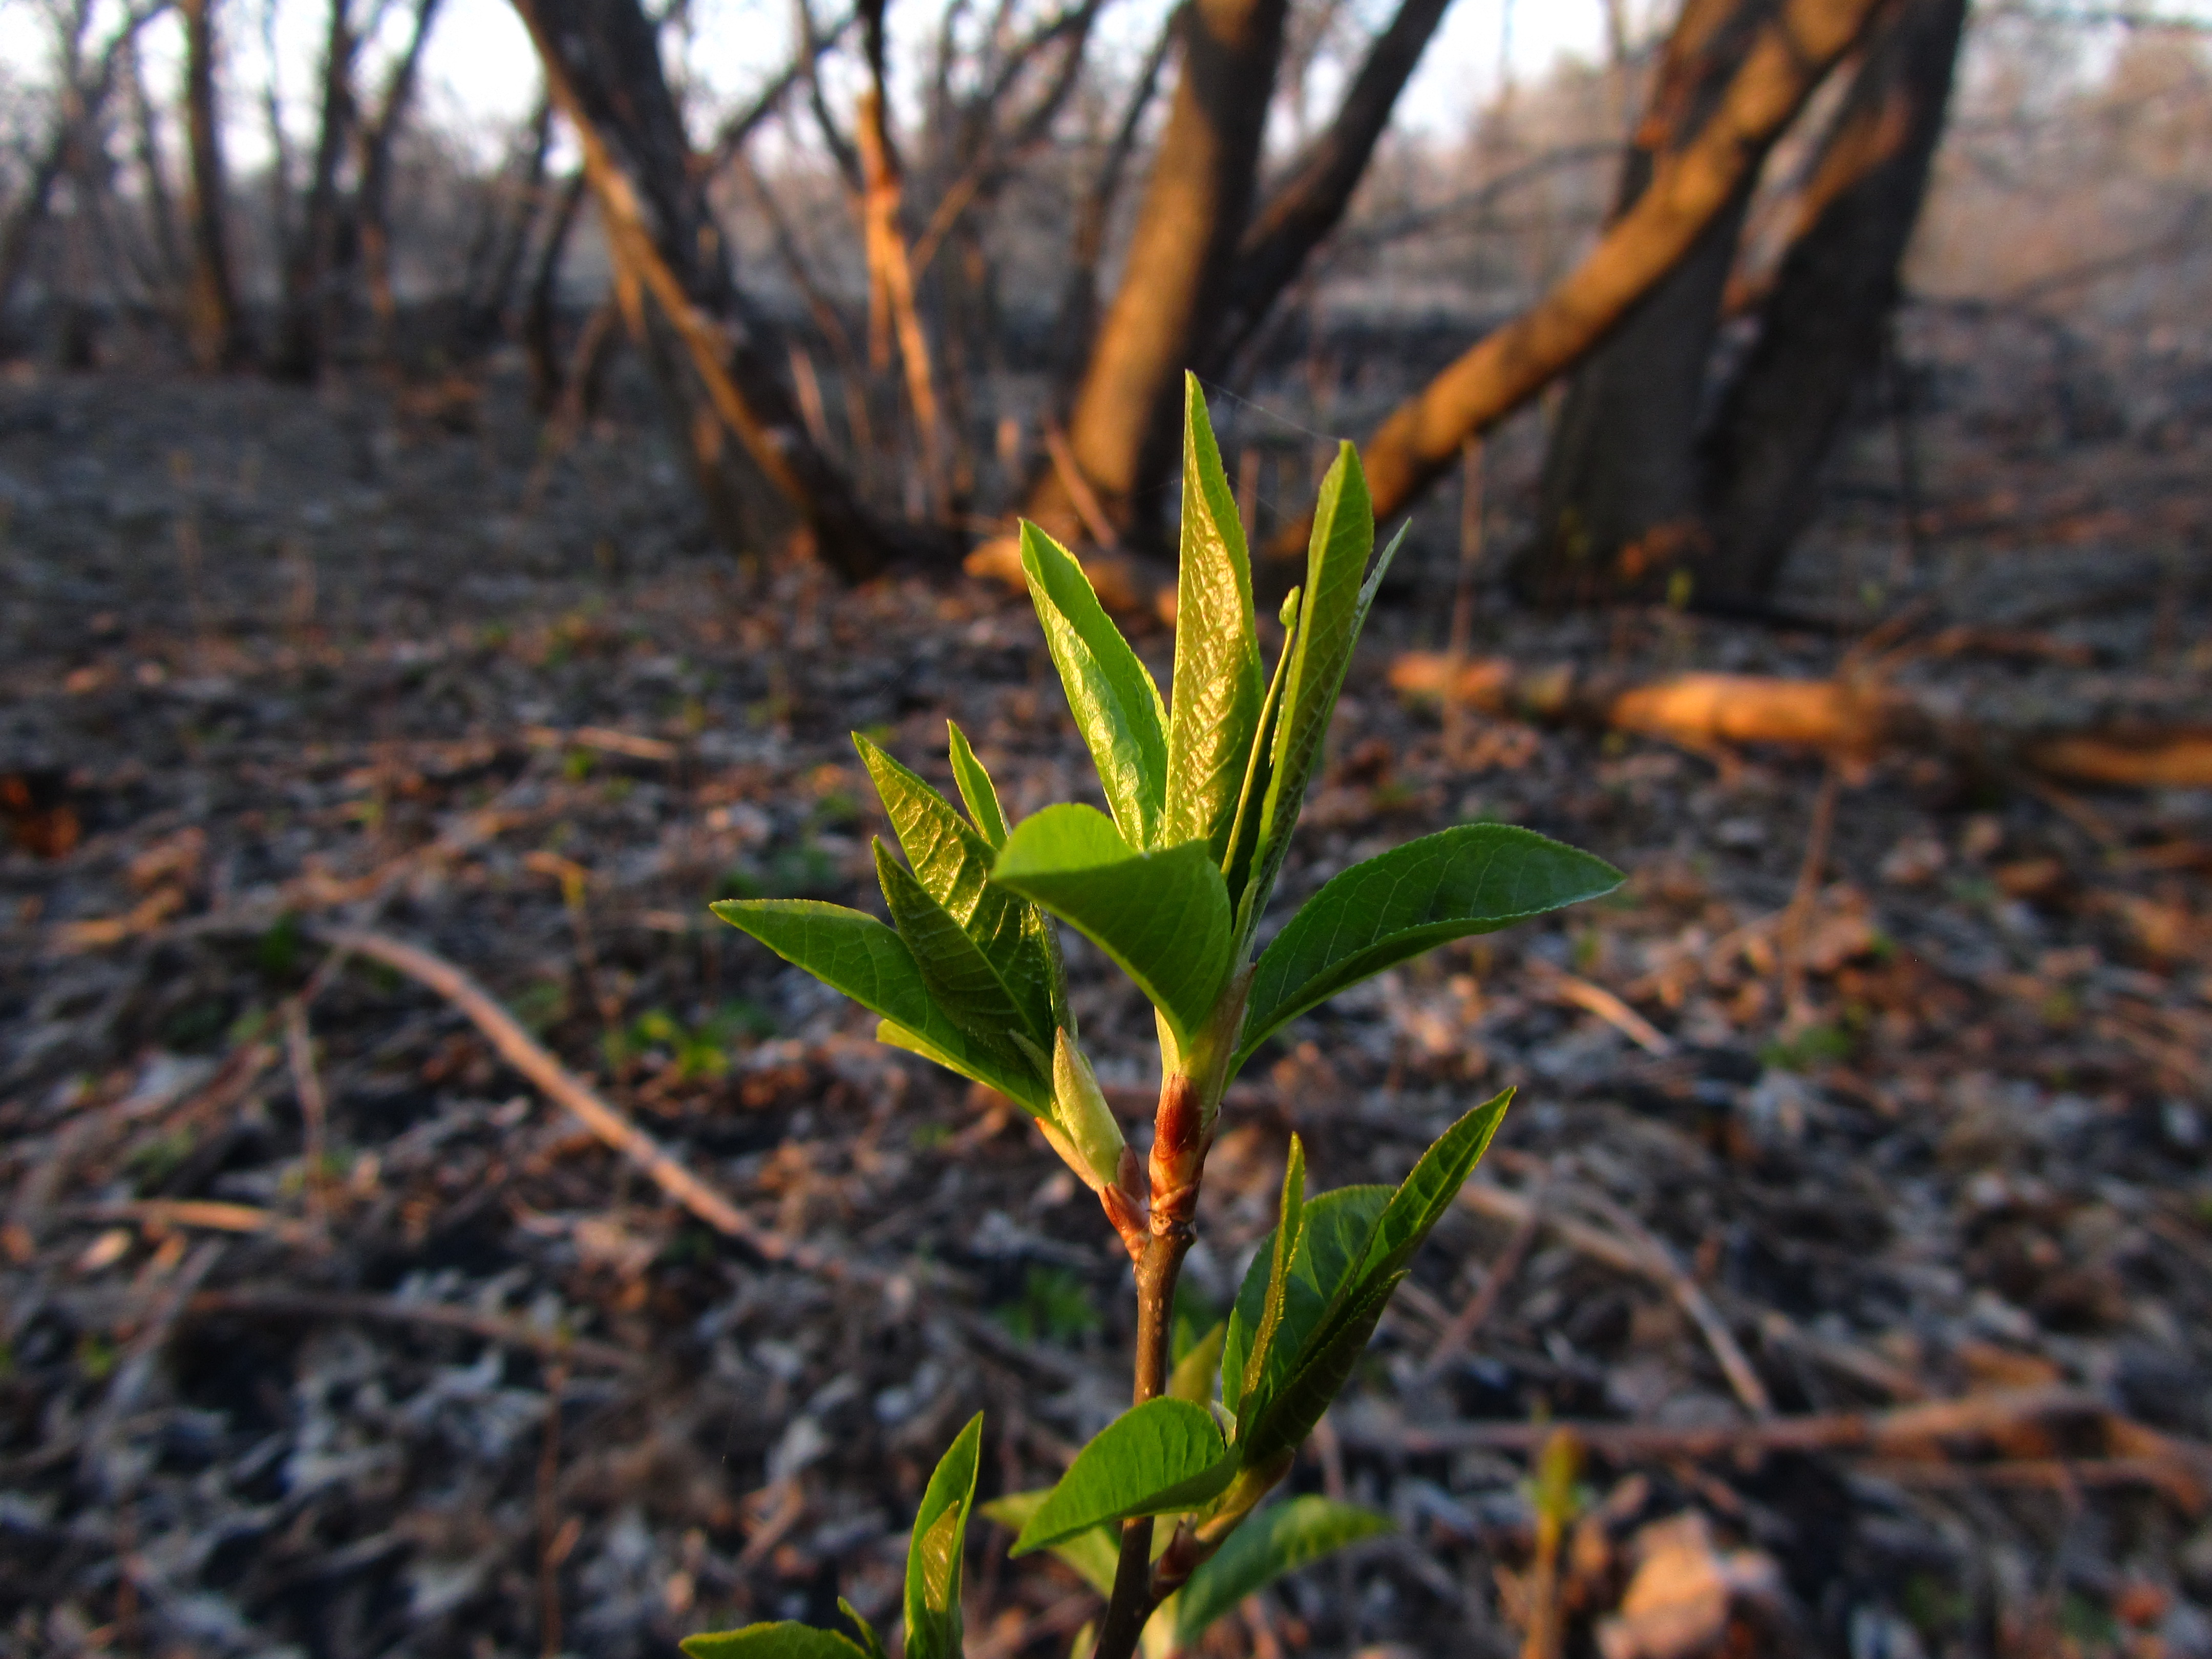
(855, 733, 1056, 1034)
(710, 900, 1047, 1112)
(1242, 449, 1408, 934)
(1233, 1137, 1307, 1421)
(1164, 375, 1263, 863)
(681, 1625, 867, 1659)
(946, 721, 1008, 848)
(1019, 522, 1168, 848)
(1238, 825, 1622, 1066)
(982, 1492, 1119, 1597)
(1011, 1398, 1235, 1555)
(993, 805, 1232, 1045)
(1173, 1497, 1393, 1644)
(905, 1413, 984, 1659)
(1167, 1320, 1227, 1405)
(876, 842, 1053, 1057)
(1357, 1089, 1514, 1287)
(1221, 1185, 1389, 1428)
(836, 1601, 886, 1659)
(1220, 585, 1300, 913)
(1240, 1269, 1401, 1470)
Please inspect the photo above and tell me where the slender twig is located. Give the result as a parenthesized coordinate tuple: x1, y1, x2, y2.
(316, 927, 845, 1277)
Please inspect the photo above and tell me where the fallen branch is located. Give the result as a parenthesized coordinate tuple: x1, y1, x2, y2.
(318, 927, 849, 1278)
(1388, 654, 2212, 789)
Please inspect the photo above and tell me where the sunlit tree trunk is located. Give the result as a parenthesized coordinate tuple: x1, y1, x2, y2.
(180, 0, 248, 370)
(1694, 0, 1968, 607)
(1516, 0, 1776, 606)
(1026, 0, 1289, 549)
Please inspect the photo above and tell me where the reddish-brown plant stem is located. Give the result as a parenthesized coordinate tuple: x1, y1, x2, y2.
(1094, 1071, 1210, 1659)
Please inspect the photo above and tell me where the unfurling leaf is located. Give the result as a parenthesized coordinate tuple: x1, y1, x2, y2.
(1238, 825, 1619, 1067)
(1173, 1497, 1392, 1644)
(905, 1413, 984, 1659)
(1049, 1028, 1128, 1193)
(1018, 523, 1167, 849)
(711, 900, 1048, 1111)
(1356, 1088, 1514, 1287)
(876, 843, 1052, 1058)
(993, 804, 1232, 1045)
(945, 720, 1009, 848)
(1011, 1398, 1235, 1555)
(1241, 448, 1407, 938)
(855, 733, 1057, 1033)
(1164, 375, 1263, 864)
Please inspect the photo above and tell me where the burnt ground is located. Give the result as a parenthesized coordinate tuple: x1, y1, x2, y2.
(2, 342, 2211, 1659)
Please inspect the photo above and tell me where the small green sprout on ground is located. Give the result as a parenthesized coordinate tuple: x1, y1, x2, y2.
(698, 376, 1621, 1659)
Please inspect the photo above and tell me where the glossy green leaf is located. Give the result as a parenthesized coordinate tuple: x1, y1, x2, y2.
(876, 842, 1052, 1057)
(1164, 375, 1263, 863)
(1238, 825, 1622, 1067)
(946, 721, 1008, 849)
(1233, 1136, 1307, 1420)
(1220, 585, 1300, 913)
(905, 1413, 984, 1659)
(836, 1602, 885, 1659)
(1358, 1089, 1514, 1288)
(855, 733, 1055, 1034)
(1011, 1398, 1235, 1555)
(981, 1492, 1119, 1597)
(1221, 1185, 1389, 1428)
(682, 1625, 867, 1659)
(1243, 448, 1407, 935)
(1019, 521, 1168, 848)
(710, 900, 1048, 1112)
(1167, 1320, 1227, 1406)
(1240, 1268, 1401, 1470)
(993, 804, 1232, 1044)
(1173, 1498, 1393, 1644)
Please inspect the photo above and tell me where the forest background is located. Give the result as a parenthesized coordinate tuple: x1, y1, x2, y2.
(2, 0, 2212, 1653)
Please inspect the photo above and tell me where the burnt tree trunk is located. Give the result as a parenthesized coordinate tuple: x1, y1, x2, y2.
(1199, 0, 1457, 379)
(272, 0, 358, 380)
(1027, 0, 1289, 549)
(180, 0, 248, 370)
(349, 0, 445, 349)
(1515, 0, 1776, 606)
(1694, 0, 1967, 608)
(513, 0, 927, 579)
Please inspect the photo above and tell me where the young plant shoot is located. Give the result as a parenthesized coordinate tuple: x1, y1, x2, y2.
(700, 376, 1621, 1659)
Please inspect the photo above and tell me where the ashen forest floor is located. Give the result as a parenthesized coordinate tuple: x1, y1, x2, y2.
(2, 352, 2211, 1659)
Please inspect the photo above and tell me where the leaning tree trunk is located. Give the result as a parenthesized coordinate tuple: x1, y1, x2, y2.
(512, 0, 926, 579)
(180, 0, 248, 369)
(1692, 0, 1968, 609)
(1026, 0, 1289, 550)
(1273, 0, 1890, 560)
(1513, 0, 1777, 607)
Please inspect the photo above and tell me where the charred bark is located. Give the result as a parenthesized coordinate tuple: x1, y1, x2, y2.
(512, 0, 933, 579)
(271, 0, 359, 380)
(180, 0, 249, 370)
(1028, 0, 1289, 549)
(1694, 0, 1968, 608)
(1199, 0, 1458, 378)
(1516, 0, 1776, 607)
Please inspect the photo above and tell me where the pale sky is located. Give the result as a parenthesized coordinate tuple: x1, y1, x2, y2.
(0, 0, 1644, 171)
